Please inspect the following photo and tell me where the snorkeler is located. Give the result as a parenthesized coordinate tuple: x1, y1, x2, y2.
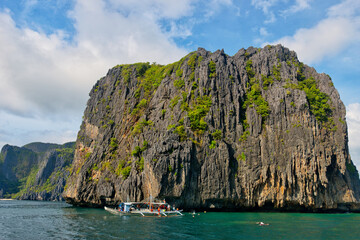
(257, 222, 269, 226)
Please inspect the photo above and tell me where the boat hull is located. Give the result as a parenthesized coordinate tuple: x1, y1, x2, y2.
(104, 206, 183, 217)
(104, 206, 132, 216)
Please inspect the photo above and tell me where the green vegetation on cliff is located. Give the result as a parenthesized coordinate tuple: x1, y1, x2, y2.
(188, 95, 212, 134)
(208, 60, 216, 78)
(243, 60, 270, 123)
(244, 83, 269, 118)
(298, 77, 332, 123)
(284, 64, 334, 126)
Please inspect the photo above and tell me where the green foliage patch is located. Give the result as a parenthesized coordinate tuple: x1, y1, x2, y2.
(161, 109, 166, 118)
(176, 69, 183, 78)
(110, 138, 118, 152)
(132, 99, 148, 116)
(121, 66, 131, 83)
(131, 146, 142, 158)
(187, 52, 198, 71)
(244, 59, 269, 120)
(131, 141, 149, 158)
(298, 77, 332, 123)
(295, 62, 305, 81)
(208, 61, 216, 78)
(283, 75, 334, 124)
(243, 83, 269, 118)
(132, 119, 154, 135)
(136, 157, 144, 172)
(212, 130, 222, 140)
(246, 60, 255, 79)
(238, 152, 246, 162)
(174, 124, 187, 142)
(180, 91, 189, 111)
(169, 95, 180, 110)
(272, 63, 281, 81)
(135, 63, 151, 77)
(261, 74, 274, 90)
(188, 95, 212, 134)
(141, 64, 167, 90)
(209, 140, 217, 149)
(239, 130, 250, 142)
(121, 166, 132, 179)
(167, 124, 176, 130)
(174, 79, 185, 89)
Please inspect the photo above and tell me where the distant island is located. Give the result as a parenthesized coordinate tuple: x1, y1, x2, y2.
(0, 142, 75, 201)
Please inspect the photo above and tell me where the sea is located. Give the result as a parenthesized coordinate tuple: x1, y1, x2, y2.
(0, 200, 359, 240)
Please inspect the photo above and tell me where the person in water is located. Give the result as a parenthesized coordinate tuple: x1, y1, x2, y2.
(257, 222, 269, 226)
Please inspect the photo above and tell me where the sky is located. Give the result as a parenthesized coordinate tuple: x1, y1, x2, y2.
(0, 0, 359, 169)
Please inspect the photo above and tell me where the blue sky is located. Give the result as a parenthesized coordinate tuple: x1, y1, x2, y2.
(0, 0, 360, 168)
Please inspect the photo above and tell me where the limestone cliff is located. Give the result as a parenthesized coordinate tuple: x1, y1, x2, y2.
(63, 45, 360, 212)
(0, 142, 75, 200)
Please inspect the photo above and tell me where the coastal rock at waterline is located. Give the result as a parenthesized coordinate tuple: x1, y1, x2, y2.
(63, 45, 360, 212)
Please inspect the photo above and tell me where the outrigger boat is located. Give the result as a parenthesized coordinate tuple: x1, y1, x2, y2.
(104, 200, 183, 217)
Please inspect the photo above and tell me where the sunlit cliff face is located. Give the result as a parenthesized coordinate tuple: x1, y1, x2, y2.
(63, 45, 360, 212)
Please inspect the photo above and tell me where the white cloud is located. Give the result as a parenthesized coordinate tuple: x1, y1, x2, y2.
(0, 0, 199, 148)
(106, 0, 196, 20)
(71, 0, 188, 63)
(252, 0, 312, 15)
(269, 17, 358, 63)
(347, 103, 360, 171)
(268, 0, 360, 64)
(259, 27, 269, 36)
(264, 11, 276, 24)
(0, 10, 101, 117)
(253, 27, 271, 45)
(251, 0, 278, 14)
(251, 0, 312, 23)
(328, 0, 360, 18)
(195, 0, 234, 19)
(166, 21, 193, 39)
(251, 0, 279, 23)
(0, 0, 196, 118)
(282, 0, 312, 15)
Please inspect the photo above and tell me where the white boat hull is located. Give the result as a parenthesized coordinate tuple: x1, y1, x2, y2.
(104, 206, 132, 216)
(104, 206, 183, 217)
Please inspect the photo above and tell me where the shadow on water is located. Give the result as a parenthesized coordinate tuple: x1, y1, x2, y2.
(1, 201, 360, 240)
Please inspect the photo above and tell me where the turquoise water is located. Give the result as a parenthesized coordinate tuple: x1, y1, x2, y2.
(0, 200, 359, 239)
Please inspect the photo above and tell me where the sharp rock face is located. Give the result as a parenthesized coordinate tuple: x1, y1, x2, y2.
(63, 45, 360, 212)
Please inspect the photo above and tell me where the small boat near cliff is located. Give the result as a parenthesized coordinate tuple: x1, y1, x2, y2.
(104, 201, 183, 217)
